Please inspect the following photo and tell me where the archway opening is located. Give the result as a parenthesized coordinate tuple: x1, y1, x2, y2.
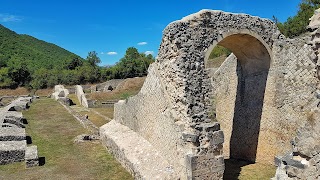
(205, 33, 272, 178)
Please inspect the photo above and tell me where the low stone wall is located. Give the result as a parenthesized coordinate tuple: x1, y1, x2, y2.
(0, 97, 40, 167)
(100, 120, 177, 179)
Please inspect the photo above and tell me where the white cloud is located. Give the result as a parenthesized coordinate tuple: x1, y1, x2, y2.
(107, 52, 118, 55)
(137, 42, 147, 46)
(100, 52, 104, 55)
(0, 14, 22, 22)
(145, 51, 154, 55)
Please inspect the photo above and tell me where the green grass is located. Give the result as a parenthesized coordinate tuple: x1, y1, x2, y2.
(224, 159, 276, 180)
(68, 94, 110, 127)
(92, 107, 114, 120)
(0, 98, 132, 180)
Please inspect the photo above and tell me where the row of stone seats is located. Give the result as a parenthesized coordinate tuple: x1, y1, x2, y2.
(0, 96, 40, 168)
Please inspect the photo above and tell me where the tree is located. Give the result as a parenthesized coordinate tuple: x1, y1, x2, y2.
(65, 55, 83, 70)
(86, 51, 101, 66)
(7, 59, 31, 88)
(105, 47, 155, 80)
(0, 67, 13, 88)
(276, 0, 320, 38)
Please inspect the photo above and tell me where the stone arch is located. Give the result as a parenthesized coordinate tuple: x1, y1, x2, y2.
(106, 9, 288, 179)
(205, 32, 272, 162)
(156, 10, 279, 178)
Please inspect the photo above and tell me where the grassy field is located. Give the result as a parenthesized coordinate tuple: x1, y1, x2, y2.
(0, 98, 132, 180)
(0, 87, 31, 96)
(88, 77, 146, 102)
(0, 87, 53, 97)
(224, 159, 276, 180)
(68, 94, 111, 127)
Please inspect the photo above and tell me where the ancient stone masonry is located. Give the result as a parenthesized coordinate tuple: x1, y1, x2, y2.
(74, 85, 95, 108)
(100, 9, 320, 179)
(273, 9, 320, 180)
(0, 96, 40, 167)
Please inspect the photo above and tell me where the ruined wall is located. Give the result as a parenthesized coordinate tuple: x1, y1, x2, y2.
(75, 85, 89, 108)
(212, 37, 318, 163)
(104, 9, 320, 179)
(52, 85, 69, 100)
(114, 64, 187, 178)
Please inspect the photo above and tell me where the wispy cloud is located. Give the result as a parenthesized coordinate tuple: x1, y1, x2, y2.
(137, 42, 147, 46)
(107, 52, 118, 55)
(0, 14, 22, 22)
(101, 52, 104, 55)
(145, 51, 154, 55)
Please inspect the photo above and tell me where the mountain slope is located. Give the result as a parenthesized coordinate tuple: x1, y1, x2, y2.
(0, 24, 81, 71)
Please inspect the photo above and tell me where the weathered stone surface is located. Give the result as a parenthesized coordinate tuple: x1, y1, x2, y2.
(25, 145, 39, 168)
(0, 128, 26, 141)
(100, 9, 320, 179)
(0, 141, 26, 165)
(100, 120, 177, 179)
(0, 96, 40, 167)
(75, 85, 88, 107)
(52, 85, 69, 100)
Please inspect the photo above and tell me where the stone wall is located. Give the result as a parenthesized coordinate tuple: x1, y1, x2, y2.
(102, 9, 320, 179)
(114, 64, 188, 178)
(0, 97, 40, 167)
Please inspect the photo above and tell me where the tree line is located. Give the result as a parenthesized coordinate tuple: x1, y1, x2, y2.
(275, 0, 320, 38)
(0, 47, 154, 90)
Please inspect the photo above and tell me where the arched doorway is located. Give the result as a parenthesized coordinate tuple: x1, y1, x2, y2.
(205, 33, 271, 162)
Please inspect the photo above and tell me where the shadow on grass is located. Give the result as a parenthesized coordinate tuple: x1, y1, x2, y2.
(223, 159, 253, 180)
(39, 157, 46, 166)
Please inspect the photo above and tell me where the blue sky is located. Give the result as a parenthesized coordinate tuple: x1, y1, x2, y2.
(0, 0, 301, 66)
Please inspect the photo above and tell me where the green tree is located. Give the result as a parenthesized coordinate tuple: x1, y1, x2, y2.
(276, 0, 320, 38)
(107, 47, 154, 79)
(0, 67, 13, 88)
(86, 51, 101, 66)
(65, 55, 83, 70)
(7, 59, 31, 88)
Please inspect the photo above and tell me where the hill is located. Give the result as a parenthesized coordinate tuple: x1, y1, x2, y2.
(0, 24, 86, 89)
(0, 25, 154, 90)
(0, 24, 81, 71)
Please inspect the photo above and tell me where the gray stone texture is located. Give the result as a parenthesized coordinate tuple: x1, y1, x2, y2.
(74, 85, 96, 108)
(100, 9, 320, 179)
(52, 85, 69, 100)
(25, 145, 39, 168)
(0, 97, 40, 167)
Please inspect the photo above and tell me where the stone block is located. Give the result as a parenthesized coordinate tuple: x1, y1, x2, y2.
(210, 130, 224, 145)
(25, 145, 39, 168)
(182, 132, 199, 142)
(0, 141, 26, 165)
(0, 128, 26, 141)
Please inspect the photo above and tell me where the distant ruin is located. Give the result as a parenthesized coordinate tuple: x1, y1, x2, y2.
(100, 10, 320, 179)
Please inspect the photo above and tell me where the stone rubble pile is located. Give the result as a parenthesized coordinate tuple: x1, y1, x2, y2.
(273, 113, 320, 179)
(0, 96, 40, 167)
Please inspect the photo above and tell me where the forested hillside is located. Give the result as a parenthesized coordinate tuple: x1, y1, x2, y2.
(0, 25, 154, 89)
